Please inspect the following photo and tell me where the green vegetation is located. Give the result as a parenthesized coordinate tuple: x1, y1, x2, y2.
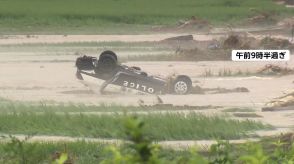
(0, 98, 271, 140)
(223, 107, 255, 113)
(0, 0, 292, 34)
(201, 68, 251, 77)
(0, 102, 219, 113)
(0, 137, 108, 163)
(0, 41, 174, 61)
(0, 139, 181, 163)
(233, 113, 262, 118)
(122, 54, 175, 62)
(0, 41, 171, 52)
(0, 110, 270, 140)
(0, 116, 292, 164)
(201, 68, 294, 77)
(0, 41, 163, 48)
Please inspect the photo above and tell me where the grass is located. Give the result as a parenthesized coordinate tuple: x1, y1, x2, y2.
(122, 49, 231, 62)
(0, 41, 170, 50)
(0, 99, 269, 140)
(223, 108, 255, 113)
(0, 41, 173, 61)
(0, 117, 291, 163)
(122, 54, 174, 62)
(0, 110, 270, 140)
(233, 113, 262, 118)
(202, 68, 252, 77)
(0, 138, 203, 163)
(200, 68, 294, 77)
(0, 101, 220, 113)
(0, 0, 292, 34)
(0, 114, 291, 164)
(0, 139, 194, 163)
(0, 41, 164, 48)
(0, 140, 109, 163)
(0, 41, 171, 54)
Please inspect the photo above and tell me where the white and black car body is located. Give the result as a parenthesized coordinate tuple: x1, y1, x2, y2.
(75, 51, 192, 95)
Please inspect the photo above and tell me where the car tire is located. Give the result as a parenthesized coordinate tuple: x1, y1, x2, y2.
(95, 51, 117, 74)
(75, 55, 96, 70)
(99, 50, 118, 62)
(172, 75, 192, 95)
(97, 53, 117, 74)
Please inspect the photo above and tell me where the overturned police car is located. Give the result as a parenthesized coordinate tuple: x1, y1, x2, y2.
(75, 50, 192, 95)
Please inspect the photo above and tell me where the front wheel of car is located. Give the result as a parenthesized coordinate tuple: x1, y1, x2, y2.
(172, 75, 192, 95)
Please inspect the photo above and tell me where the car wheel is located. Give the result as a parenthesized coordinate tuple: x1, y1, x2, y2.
(75, 55, 96, 70)
(97, 53, 117, 74)
(99, 50, 118, 62)
(172, 75, 192, 94)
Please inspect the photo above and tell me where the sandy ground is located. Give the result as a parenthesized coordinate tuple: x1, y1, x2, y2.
(0, 34, 293, 147)
(0, 60, 293, 107)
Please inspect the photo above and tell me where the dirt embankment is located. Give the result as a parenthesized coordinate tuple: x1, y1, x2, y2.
(162, 34, 294, 61)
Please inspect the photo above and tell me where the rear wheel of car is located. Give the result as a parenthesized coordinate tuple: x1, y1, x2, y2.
(96, 51, 118, 74)
(172, 75, 192, 95)
(99, 50, 118, 62)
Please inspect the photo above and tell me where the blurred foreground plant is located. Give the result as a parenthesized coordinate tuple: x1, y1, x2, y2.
(1, 115, 294, 164)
